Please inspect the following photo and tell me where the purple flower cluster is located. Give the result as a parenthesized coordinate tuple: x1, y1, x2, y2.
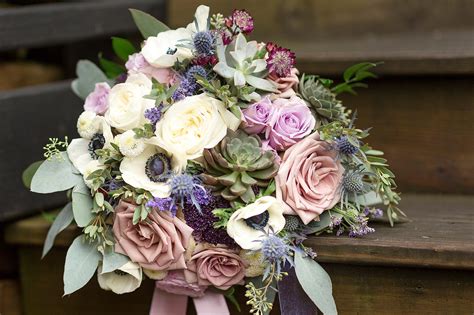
(229, 10, 254, 34)
(183, 195, 237, 247)
(348, 215, 375, 237)
(266, 43, 296, 78)
(363, 207, 383, 219)
(171, 66, 206, 101)
(146, 197, 178, 216)
(144, 105, 163, 126)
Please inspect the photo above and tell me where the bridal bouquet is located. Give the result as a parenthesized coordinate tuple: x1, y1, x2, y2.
(24, 5, 402, 315)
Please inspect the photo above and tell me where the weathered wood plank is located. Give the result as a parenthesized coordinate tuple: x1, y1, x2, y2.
(0, 0, 166, 51)
(0, 279, 21, 315)
(169, 0, 474, 75)
(6, 194, 474, 270)
(0, 81, 82, 221)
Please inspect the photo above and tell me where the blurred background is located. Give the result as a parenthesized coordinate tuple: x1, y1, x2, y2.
(0, 0, 473, 314)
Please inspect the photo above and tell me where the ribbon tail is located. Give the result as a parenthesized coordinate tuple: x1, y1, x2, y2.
(278, 266, 318, 315)
(150, 285, 188, 315)
(193, 291, 230, 315)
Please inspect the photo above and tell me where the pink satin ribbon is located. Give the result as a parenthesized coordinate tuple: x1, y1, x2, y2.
(150, 284, 230, 315)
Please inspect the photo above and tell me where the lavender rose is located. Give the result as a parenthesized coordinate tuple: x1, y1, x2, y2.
(155, 270, 207, 298)
(241, 96, 274, 134)
(113, 200, 193, 271)
(184, 244, 247, 290)
(126, 53, 176, 85)
(267, 96, 316, 151)
(83, 82, 110, 115)
(276, 133, 344, 224)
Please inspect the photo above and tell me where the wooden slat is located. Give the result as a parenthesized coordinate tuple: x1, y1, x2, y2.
(0, 0, 166, 51)
(6, 194, 474, 270)
(0, 280, 21, 315)
(170, 0, 474, 75)
(0, 81, 82, 221)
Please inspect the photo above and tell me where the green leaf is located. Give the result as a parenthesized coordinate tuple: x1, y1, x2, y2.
(112, 37, 137, 61)
(42, 203, 74, 258)
(72, 181, 94, 227)
(352, 191, 383, 207)
(22, 160, 44, 189)
(31, 152, 82, 194)
(63, 235, 101, 295)
(129, 9, 170, 39)
(294, 252, 337, 315)
(71, 60, 111, 100)
(99, 54, 125, 79)
(101, 248, 129, 273)
(343, 62, 377, 82)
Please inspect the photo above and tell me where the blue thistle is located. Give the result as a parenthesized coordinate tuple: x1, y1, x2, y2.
(169, 173, 209, 213)
(185, 65, 207, 84)
(193, 31, 214, 56)
(261, 234, 289, 263)
(343, 171, 364, 193)
(335, 136, 358, 155)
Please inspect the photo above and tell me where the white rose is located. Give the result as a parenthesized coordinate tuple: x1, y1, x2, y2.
(77, 111, 102, 139)
(105, 73, 155, 131)
(97, 261, 142, 294)
(226, 196, 286, 250)
(115, 130, 145, 158)
(152, 94, 240, 169)
(141, 28, 193, 68)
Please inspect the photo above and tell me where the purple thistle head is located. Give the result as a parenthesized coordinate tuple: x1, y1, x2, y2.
(335, 136, 358, 155)
(193, 31, 214, 56)
(185, 65, 207, 84)
(261, 234, 289, 263)
(168, 173, 210, 213)
(231, 9, 254, 34)
(266, 45, 296, 78)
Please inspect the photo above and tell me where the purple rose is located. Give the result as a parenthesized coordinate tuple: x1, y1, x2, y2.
(267, 96, 316, 151)
(83, 82, 110, 115)
(155, 270, 207, 298)
(242, 97, 274, 134)
(126, 53, 176, 85)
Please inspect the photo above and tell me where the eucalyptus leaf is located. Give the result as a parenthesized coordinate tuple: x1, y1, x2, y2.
(294, 252, 337, 315)
(101, 248, 129, 273)
(71, 60, 111, 100)
(42, 203, 74, 258)
(304, 211, 341, 234)
(129, 9, 170, 39)
(63, 235, 101, 295)
(31, 152, 82, 194)
(22, 160, 44, 189)
(351, 191, 383, 207)
(72, 181, 94, 227)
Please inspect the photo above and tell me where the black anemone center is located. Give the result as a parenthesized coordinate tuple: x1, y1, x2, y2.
(88, 133, 105, 159)
(166, 47, 177, 55)
(145, 153, 170, 183)
(113, 270, 128, 276)
(245, 211, 270, 230)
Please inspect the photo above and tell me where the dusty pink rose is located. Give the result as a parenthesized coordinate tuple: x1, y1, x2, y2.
(267, 96, 316, 151)
(126, 53, 176, 85)
(83, 82, 110, 115)
(241, 96, 274, 134)
(269, 68, 300, 98)
(155, 270, 207, 298)
(113, 200, 193, 271)
(184, 244, 247, 290)
(276, 133, 344, 224)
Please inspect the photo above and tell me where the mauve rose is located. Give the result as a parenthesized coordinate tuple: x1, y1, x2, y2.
(241, 96, 274, 134)
(113, 200, 193, 271)
(267, 96, 316, 151)
(126, 53, 176, 85)
(184, 244, 247, 290)
(276, 133, 344, 224)
(269, 68, 300, 98)
(155, 270, 207, 298)
(83, 82, 110, 115)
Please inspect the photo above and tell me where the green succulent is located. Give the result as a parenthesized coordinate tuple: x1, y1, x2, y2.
(201, 130, 279, 205)
(213, 33, 277, 93)
(299, 74, 350, 124)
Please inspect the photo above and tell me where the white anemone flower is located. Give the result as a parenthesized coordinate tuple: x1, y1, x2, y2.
(97, 261, 142, 294)
(226, 196, 286, 250)
(67, 120, 113, 174)
(119, 145, 180, 198)
(141, 5, 209, 68)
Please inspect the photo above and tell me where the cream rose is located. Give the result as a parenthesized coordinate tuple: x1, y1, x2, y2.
(226, 196, 285, 250)
(105, 73, 155, 131)
(152, 94, 240, 169)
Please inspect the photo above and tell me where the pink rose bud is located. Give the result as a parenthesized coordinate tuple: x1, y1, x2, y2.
(83, 82, 110, 115)
(126, 53, 176, 85)
(241, 96, 274, 135)
(267, 96, 316, 151)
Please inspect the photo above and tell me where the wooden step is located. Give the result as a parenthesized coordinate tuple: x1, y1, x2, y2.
(4, 194, 474, 314)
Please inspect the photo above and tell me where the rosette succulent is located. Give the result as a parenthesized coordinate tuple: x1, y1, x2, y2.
(201, 130, 279, 204)
(213, 33, 277, 93)
(299, 74, 350, 123)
